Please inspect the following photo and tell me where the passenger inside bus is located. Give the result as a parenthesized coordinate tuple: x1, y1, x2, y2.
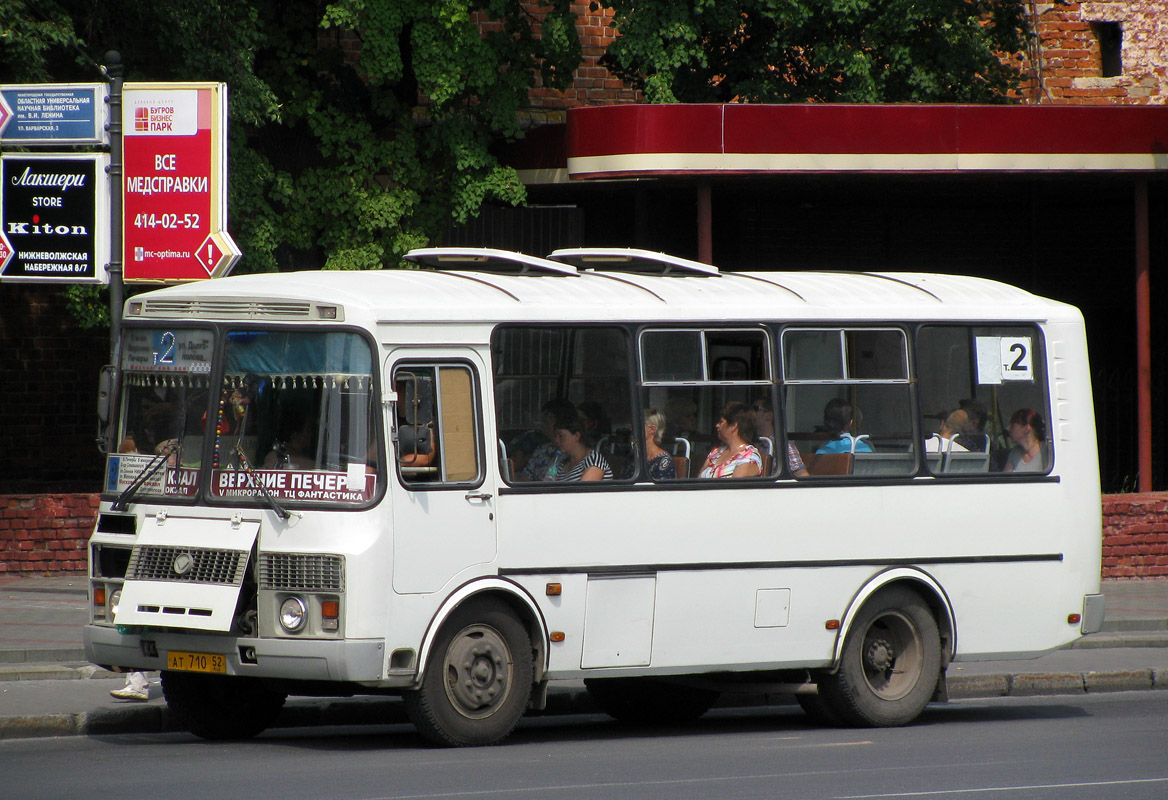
(699, 402, 763, 478)
(752, 396, 808, 477)
(643, 408, 676, 480)
(1004, 408, 1050, 473)
(924, 409, 970, 452)
(954, 398, 991, 454)
(549, 415, 612, 481)
(518, 398, 577, 481)
(815, 398, 874, 455)
(263, 405, 317, 470)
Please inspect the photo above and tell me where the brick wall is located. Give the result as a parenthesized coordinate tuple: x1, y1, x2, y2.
(1021, 1, 1168, 104)
(0, 494, 96, 575)
(1102, 493, 1168, 579)
(2, 491, 1164, 578)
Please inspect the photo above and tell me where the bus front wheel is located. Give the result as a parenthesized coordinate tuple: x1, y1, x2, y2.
(818, 587, 941, 727)
(404, 599, 534, 746)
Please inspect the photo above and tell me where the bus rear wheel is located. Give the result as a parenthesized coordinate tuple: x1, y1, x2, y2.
(161, 671, 286, 740)
(818, 587, 941, 727)
(403, 599, 533, 747)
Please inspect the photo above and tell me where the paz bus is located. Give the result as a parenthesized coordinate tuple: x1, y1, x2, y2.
(84, 247, 1104, 746)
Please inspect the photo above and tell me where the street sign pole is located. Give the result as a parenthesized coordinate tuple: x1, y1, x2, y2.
(104, 52, 124, 366)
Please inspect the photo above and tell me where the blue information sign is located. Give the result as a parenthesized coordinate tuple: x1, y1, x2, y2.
(0, 84, 107, 145)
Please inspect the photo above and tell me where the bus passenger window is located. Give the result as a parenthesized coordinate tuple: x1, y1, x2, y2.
(492, 326, 632, 484)
(783, 328, 915, 477)
(916, 326, 1051, 475)
(641, 328, 775, 480)
(393, 364, 482, 486)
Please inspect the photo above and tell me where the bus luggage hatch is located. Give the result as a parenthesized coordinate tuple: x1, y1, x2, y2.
(112, 517, 260, 632)
(581, 575, 656, 668)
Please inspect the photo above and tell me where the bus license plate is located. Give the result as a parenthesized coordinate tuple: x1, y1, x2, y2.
(167, 651, 226, 674)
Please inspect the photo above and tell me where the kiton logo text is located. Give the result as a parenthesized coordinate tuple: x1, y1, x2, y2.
(7, 221, 89, 236)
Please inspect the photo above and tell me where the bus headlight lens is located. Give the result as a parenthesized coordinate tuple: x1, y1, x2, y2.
(279, 597, 307, 632)
(109, 589, 122, 617)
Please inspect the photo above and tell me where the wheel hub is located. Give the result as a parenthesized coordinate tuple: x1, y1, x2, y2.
(865, 638, 896, 672)
(444, 626, 512, 719)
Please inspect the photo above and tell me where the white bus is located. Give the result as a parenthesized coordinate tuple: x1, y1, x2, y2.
(84, 247, 1104, 746)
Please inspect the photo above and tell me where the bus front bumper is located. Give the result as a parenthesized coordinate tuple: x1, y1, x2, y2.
(84, 624, 386, 683)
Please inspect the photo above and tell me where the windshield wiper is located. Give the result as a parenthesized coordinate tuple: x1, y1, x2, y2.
(110, 442, 177, 512)
(234, 442, 291, 521)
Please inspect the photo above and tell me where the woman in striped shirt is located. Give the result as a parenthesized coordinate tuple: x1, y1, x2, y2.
(549, 415, 612, 482)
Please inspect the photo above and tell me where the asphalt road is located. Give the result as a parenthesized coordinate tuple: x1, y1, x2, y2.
(4, 691, 1167, 800)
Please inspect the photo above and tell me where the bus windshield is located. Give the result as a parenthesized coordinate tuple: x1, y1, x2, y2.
(210, 330, 378, 505)
(107, 327, 213, 500)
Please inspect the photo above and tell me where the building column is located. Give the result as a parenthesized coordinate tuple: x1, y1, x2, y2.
(697, 182, 712, 265)
(1135, 179, 1152, 492)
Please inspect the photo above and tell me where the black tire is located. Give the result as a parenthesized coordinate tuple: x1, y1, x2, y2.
(161, 671, 286, 740)
(795, 691, 844, 727)
(818, 586, 941, 727)
(403, 599, 534, 747)
(584, 677, 719, 725)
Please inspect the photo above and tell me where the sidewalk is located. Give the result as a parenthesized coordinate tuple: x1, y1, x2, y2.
(1, 575, 1166, 740)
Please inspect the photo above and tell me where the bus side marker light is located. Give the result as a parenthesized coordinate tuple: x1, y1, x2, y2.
(550, 632, 566, 643)
(1067, 613, 1082, 625)
(826, 620, 841, 630)
(546, 583, 562, 596)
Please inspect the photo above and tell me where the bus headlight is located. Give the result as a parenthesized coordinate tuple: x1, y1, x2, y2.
(109, 589, 122, 617)
(279, 597, 307, 632)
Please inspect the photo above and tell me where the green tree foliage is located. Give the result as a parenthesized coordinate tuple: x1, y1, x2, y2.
(1, 0, 581, 285)
(602, 0, 1030, 104)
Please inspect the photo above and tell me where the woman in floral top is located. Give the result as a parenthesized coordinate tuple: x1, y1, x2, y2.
(700, 401, 763, 479)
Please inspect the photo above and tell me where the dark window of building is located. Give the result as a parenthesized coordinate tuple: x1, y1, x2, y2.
(1092, 21, 1123, 78)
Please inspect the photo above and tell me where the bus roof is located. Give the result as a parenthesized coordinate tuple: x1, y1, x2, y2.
(126, 262, 1081, 328)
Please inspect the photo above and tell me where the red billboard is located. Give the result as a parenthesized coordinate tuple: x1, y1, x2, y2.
(122, 82, 239, 282)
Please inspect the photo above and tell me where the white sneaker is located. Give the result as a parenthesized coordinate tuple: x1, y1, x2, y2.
(110, 685, 149, 701)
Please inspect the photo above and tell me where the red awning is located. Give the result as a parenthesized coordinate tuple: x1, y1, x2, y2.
(560, 104, 1168, 179)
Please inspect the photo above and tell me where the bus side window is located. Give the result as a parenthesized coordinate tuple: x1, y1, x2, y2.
(916, 325, 1051, 476)
(783, 328, 916, 478)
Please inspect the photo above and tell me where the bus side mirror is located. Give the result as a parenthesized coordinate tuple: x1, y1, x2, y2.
(96, 365, 117, 454)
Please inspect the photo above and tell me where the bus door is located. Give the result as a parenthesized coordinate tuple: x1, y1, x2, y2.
(387, 354, 496, 594)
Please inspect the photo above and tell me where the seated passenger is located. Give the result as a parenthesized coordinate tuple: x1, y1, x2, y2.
(643, 408, 676, 480)
(519, 398, 576, 481)
(1003, 408, 1050, 473)
(752, 396, 808, 477)
(700, 401, 763, 478)
(264, 408, 316, 469)
(815, 398, 873, 454)
(954, 398, 990, 453)
(924, 409, 970, 452)
(549, 415, 612, 482)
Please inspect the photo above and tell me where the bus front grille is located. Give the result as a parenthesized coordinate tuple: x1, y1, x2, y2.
(127, 546, 248, 586)
(258, 553, 345, 592)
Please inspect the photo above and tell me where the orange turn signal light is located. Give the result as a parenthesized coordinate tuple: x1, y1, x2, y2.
(545, 583, 562, 596)
(1067, 613, 1082, 625)
(825, 619, 841, 630)
(93, 586, 106, 607)
(321, 600, 340, 619)
(550, 631, 566, 643)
